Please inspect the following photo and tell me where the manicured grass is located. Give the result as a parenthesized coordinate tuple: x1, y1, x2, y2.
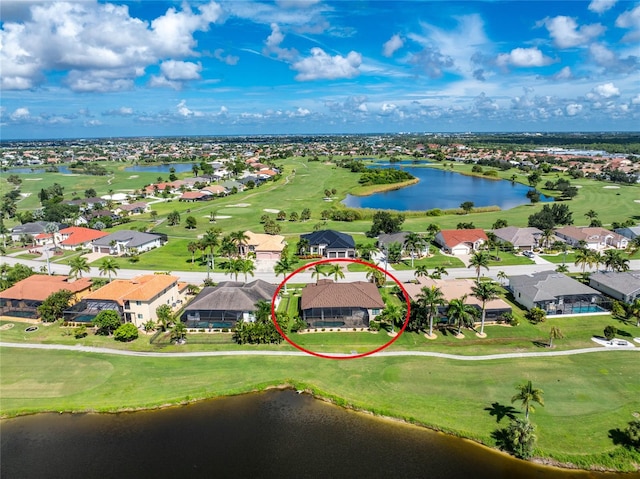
(1, 347, 638, 471)
(389, 252, 465, 271)
(488, 251, 534, 266)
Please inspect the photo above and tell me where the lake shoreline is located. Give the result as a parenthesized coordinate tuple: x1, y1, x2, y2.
(348, 178, 420, 197)
(2, 379, 633, 474)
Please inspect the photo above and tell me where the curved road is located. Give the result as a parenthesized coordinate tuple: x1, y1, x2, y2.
(1, 341, 637, 361)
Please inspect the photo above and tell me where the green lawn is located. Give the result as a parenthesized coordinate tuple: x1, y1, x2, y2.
(389, 252, 465, 271)
(1, 346, 638, 471)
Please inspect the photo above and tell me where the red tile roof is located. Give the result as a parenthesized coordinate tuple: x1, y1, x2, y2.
(438, 229, 488, 248)
(83, 275, 179, 305)
(59, 226, 109, 245)
(0, 275, 92, 302)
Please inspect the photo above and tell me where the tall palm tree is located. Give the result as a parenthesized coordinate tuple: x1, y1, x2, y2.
(68, 257, 90, 280)
(627, 298, 640, 327)
(44, 222, 59, 250)
(379, 303, 404, 334)
(404, 232, 425, 267)
(98, 257, 120, 282)
(511, 380, 544, 420)
(240, 259, 255, 283)
(574, 248, 595, 275)
(328, 263, 345, 282)
(200, 228, 221, 278)
(430, 266, 448, 279)
(471, 280, 500, 336)
(446, 296, 476, 336)
(591, 250, 603, 272)
(549, 326, 564, 348)
(414, 265, 429, 280)
(274, 257, 294, 293)
(223, 258, 243, 281)
(230, 230, 250, 257)
(187, 241, 199, 265)
(219, 235, 237, 259)
(310, 264, 326, 284)
(417, 286, 446, 337)
(365, 266, 386, 288)
(468, 251, 490, 281)
(497, 270, 507, 286)
(541, 229, 554, 249)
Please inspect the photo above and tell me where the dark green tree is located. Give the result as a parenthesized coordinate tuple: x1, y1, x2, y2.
(92, 310, 122, 335)
(37, 289, 74, 323)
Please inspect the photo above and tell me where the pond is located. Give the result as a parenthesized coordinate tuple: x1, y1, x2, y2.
(343, 165, 553, 211)
(124, 163, 195, 173)
(0, 389, 621, 478)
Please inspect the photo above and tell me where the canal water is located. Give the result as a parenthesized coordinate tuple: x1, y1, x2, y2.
(343, 166, 554, 211)
(0, 390, 621, 479)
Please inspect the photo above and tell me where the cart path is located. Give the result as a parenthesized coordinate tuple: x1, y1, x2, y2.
(1, 341, 637, 360)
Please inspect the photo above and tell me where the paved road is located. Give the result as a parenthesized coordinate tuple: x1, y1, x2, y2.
(3, 255, 640, 285)
(1, 341, 637, 361)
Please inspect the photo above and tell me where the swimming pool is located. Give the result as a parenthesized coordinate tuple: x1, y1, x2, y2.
(311, 321, 346, 328)
(2, 310, 38, 319)
(188, 321, 234, 329)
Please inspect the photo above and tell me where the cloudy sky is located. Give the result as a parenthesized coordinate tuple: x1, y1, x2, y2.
(1, 0, 639, 139)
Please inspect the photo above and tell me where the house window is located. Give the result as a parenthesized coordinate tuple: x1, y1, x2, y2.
(136, 301, 141, 306)
(372, 309, 380, 315)
(137, 314, 143, 319)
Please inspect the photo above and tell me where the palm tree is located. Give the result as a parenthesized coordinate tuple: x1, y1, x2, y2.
(187, 241, 199, 265)
(446, 296, 476, 336)
(549, 326, 564, 348)
(379, 303, 404, 334)
(585, 209, 598, 221)
(574, 248, 595, 275)
(200, 228, 221, 278)
(297, 238, 310, 256)
(44, 222, 59, 250)
(540, 229, 554, 249)
(365, 266, 386, 287)
(240, 259, 255, 283)
(468, 251, 490, 281)
(98, 257, 120, 282)
(404, 232, 425, 267)
(627, 298, 640, 327)
(230, 230, 250, 257)
(430, 266, 448, 279)
(591, 250, 603, 272)
(328, 263, 345, 282)
(223, 258, 243, 281)
(274, 257, 294, 293)
(414, 265, 429, 280)
(310, 264, 326, 284)
(604, 249, 629, 272)
(497, 270, 507, 286)
(68, 257, 90, 280)
(628, 237, 640, 257)
(511, 380, 544, 420)
(471, 280, 500, 336)
(555, 264, 569, 273)
(417, 286, 446, 337)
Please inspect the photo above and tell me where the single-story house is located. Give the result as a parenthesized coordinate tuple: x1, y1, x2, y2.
(404, 277, 512, 322)
(300, 279, 384, 329)
(377, 231, 430, 257)
(554, 226, 628, 250)
(509, 271, 608, 315)
(300, 230, 356, 259)
(239, 231, 286, 260)
(0, 275, 92, 319)
(179, 191, 213, 202)
(11, 221, 63, 242)
(492, 226, 545, 251)
(180, 280, 277, 328)
(202, 185, 228, 196)
(614, 226, 640, 240)
(221, 180, 245, 192)
(116, 202, 150, 215)
(92, 230, 165, 255)
(65, 197, 105, 211)
(434, 229, 488, 255)
(57, 226, 109, 250)
(589, 271, 640, 303)
(64, 274, 183, 327)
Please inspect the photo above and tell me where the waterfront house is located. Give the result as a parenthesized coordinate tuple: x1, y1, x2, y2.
(404, 277, 512, 322)
(300, 230, 356, 259)
(434, 229, 488, 255)
(0, 275, 92, 320)
(554, 226, 628, 250)
(589, 271, 640, 303)
(64, 274, 183, 327)
(180, 280, 277, 328)
(238, 231, 286, 261)
(91, 230, 165, 255)
(300, 279, 384, 329)
(508, 271, 607, 315)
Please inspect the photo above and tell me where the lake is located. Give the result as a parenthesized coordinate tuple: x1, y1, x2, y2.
(0, 389, 620, 479)
(125, 163, 195, 173)
(343, 165, 553, 211)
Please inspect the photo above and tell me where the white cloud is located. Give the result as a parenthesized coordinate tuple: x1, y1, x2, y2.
(213, 48, 239, 65)
(0, 1, 222, 91)
(263, 23, 298, 61)
(496, 47, 554, 67)
(551, 66, 573, 80)
(292, 48, 361, 81)
(382, 34, 404, 58)
(566, 103, 583, 116)
(541, 16, 605, 48)
(615, 5, 640, 42)
(588, 0, 617, 14)
(10, 107, 30, 120)
(176, 100, 203, 117)
(103, 106, 134, 116)
(590, 82, 620, 99)
(160, 60, 202, 81)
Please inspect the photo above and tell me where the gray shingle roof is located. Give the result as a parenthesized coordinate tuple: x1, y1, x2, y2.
(493, 226, 543, 247)
(184, 280, 276, 312)
(92, 230, 161, 248)
(509, 271, 602, 302)
(589, 271, 640, 296)
(301, 230, 355, 249)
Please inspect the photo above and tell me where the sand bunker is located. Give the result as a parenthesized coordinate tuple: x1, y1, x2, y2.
(634, 200, 640, 203)
(227, 203, 250, 207)
(602, 185, 620, 189)
(216, 215, 232, 219)
(24, 178, 43, 181)
(263, 208, 280, 213)
(128, 175, 139, 179)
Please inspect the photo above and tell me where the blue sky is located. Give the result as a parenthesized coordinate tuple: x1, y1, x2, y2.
(1, 0, 639, 139)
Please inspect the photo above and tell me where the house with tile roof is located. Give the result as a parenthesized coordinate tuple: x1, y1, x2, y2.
(589, 271, 640, 303)
(404, 277, 512, 322)
(508, 271, 608, 315)
(0, 275, 92, 320)
(64, 274, 182, 327)
(179, 191, 213, 202)
(238, 231, 286, 261)
(116, 202, 150, 215)
(202, 185, 228, 196)
(434, 229, 488, 255)
(492, 226, 545, 251)
(91, 230, 165, 255)
(56, 226, 109, 250)
(300, 279, 385, 329)
(300, 230, 356, 259)
(10, 221, 64, 242)
(180, 280, 277, 328)
(555, 226, 628, 250)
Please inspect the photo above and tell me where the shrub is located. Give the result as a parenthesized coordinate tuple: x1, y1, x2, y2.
(73, 325, 87, 339)
(604, 325, 617, 341)
(425, 209, 442, 216)
(525, 307, 546, 324)
(113, 323, 139, 342)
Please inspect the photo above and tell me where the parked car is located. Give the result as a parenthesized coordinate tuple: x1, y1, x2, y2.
(523, 250, 535, 258)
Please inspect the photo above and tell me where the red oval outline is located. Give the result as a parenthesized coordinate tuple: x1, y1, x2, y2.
(271, 258, 411, 359)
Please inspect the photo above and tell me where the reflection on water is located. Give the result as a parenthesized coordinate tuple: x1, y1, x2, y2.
(0, 390, 622, 479)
